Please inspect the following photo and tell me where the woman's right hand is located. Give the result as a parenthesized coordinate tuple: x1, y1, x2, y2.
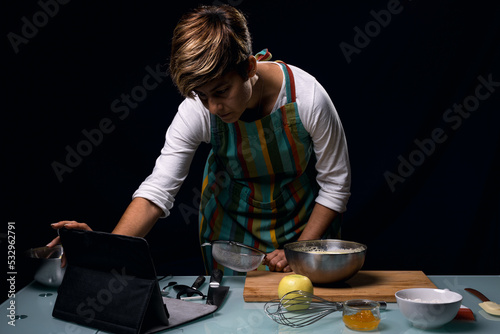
(46, 221, 93, 267)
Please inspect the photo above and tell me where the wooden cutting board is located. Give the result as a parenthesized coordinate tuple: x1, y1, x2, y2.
(243, 270, 436, 302)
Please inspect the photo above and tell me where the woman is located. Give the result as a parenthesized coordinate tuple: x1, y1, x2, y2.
(49, 5, 351, 275)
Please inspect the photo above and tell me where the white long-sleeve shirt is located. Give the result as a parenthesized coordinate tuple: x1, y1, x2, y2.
(133, 63, 351, 218)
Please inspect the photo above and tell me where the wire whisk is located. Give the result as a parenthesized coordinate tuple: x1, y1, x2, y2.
(264, 290, 344, 328)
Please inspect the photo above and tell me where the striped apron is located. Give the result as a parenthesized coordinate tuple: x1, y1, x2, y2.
(199, 50, 340, 275)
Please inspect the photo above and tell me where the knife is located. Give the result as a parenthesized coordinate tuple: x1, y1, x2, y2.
(465, 288, 500, 316)
(206, 269, 230, 308)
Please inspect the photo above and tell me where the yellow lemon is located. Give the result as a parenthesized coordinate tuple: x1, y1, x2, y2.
(278, 274, 314, 311)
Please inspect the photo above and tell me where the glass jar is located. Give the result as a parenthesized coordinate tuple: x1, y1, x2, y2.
(342, 299, 381, 331)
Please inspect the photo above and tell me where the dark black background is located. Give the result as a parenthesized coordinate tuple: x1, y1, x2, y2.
(3, 0, 499, 300)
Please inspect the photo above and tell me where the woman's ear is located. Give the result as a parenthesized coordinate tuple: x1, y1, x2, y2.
(247, 55, 258, 78)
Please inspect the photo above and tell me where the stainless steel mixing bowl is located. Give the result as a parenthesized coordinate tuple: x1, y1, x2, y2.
(284, 239, 367, 284)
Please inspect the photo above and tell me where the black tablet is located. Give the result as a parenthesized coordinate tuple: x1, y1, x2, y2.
(53, 228, 169, 334)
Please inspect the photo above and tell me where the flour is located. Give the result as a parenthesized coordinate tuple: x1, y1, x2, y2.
(401, 298, 443, 303)
(294, 246, 365, 254)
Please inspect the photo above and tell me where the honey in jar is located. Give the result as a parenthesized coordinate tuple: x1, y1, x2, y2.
(342, 300, 381, 331)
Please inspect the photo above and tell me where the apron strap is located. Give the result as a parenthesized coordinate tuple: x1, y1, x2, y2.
(255, 48, 272, 61)
(254, 49, 296, 103)
(276, 62, 296, 104)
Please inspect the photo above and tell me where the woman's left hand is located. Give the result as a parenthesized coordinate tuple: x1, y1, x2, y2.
(263, 249, 292, 272)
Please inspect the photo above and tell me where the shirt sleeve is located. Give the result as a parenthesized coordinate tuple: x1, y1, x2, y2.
(132, 97, 211, 217)
(301, 80, 351, 213)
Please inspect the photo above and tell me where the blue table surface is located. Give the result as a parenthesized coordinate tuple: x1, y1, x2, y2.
(2, 275, 499, 333)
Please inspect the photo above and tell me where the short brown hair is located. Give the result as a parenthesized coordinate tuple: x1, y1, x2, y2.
(169, 5, 252, 98)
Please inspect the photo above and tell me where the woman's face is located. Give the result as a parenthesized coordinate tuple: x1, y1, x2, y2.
(194, 70, 254, 123)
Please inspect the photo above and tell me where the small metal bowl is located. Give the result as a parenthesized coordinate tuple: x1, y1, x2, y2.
(26, 245, 66, 287)
(284, 239, 367, 284)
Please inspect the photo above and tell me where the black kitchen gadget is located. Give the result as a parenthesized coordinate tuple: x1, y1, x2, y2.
(175, 275, 206, 299)
(206, 269, 229, 308)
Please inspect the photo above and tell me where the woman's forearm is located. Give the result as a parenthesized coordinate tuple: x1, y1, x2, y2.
(112, 197, 163, 237)
(299, 203, 338, 240)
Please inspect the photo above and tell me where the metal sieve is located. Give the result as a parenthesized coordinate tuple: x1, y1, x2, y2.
(202, 240, 267, 272)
